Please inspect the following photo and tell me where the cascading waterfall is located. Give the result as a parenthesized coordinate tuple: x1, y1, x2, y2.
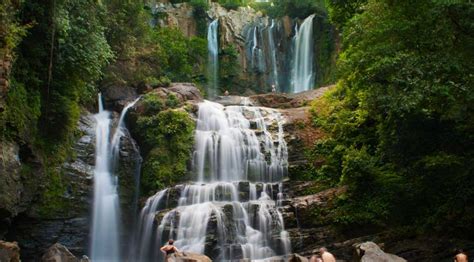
(90, 95, 139, 261)
(291, 14, 316, 93)
(207, 19, 219, 97)
(136, 100, 291, 261)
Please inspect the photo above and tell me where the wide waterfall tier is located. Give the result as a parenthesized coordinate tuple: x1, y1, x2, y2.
(135, 100, 291, 262)
(136, 182, 290, 262)
(194, 100, 288, 182)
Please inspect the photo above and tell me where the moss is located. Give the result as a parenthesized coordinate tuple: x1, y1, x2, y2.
(36, 169, 70, 218)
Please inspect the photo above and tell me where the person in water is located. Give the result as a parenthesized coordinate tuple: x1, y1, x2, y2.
(160, 239, 179, 261)
(454, 249, 468, 262)
(319, 247, 336, 262)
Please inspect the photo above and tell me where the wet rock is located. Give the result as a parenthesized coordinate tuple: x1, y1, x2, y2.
(0, 240, 20, 262)
(355, 242, 407, 262)
(0, 141, 22, 237)
(169, 251, 212, 262)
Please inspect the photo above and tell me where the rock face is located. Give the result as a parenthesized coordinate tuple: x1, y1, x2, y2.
(0, 142, 22, 237)
(155, 3, 197, 37)
(355, 242, 407, 262)
(0, 240, 20, 262)
(208, 3, 261, 47)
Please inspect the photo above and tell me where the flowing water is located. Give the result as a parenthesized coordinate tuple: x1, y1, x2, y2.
(207, 19, 219, 97)
(91, 96, 139, 261)
(267, 19, 280, 92)
(136, 100, 291, 261)
(291, 14, 316, 93)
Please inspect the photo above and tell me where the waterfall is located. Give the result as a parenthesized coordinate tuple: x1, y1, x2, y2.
(136, 100, 291, 261)
(291, 14, 316, 93)
(207, 19, 219, 97)
(90, 95, 139, 261)
(267, 19, 280, 92)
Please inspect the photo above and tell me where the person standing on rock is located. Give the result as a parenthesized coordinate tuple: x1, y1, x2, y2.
(454, 249, 468, 262)
(160, 239, 179, 261)
(319, 247, 336, 262)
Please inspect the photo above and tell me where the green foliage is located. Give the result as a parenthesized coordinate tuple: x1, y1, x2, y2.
(132, 92, 195, 193)
(190, 0, 210, 13)
(218, 0, 244, 10)
(0, 0, 27, 52)
(144, 76, 171, 87)
(151, 27, 207, 82)
(11, 0, 112, 145)
(324, 0, 367, 29)
(137, 109, 195, 193)
(218, 45, 241, 92)
(260, 0, 327, 19)
(312, 0, 474, 236)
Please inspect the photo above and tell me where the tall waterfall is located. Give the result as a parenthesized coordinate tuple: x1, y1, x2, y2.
(291, 14, 316, 93)
(91, 95, 139, 261)
(267, 19, 280, 92)
(136, 100, 291, 261)
(207, 19, 219, 97)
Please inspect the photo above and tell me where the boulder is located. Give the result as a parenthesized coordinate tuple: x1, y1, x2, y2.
(0, 241, 20, 262)
(169, 252, 212, 262)
(168, 83, 203, 102)
(41, 243, 77, 262)
(355, 242, 406, 262)
(100, 85, 138, 111)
